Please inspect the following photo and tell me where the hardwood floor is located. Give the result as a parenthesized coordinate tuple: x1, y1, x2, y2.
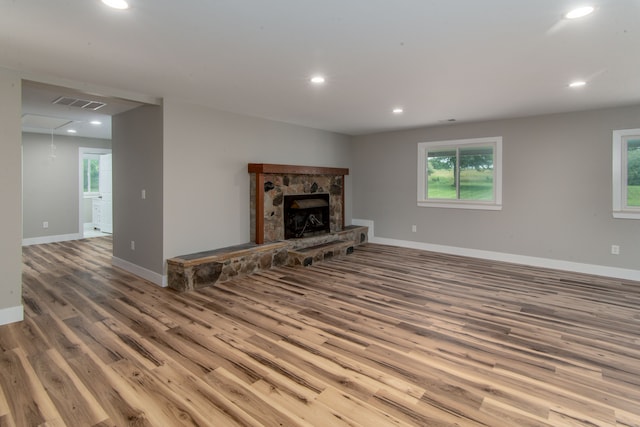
(1, 237, 639, 426)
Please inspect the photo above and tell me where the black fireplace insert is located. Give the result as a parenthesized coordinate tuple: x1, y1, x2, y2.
(283, 193, 330, 239)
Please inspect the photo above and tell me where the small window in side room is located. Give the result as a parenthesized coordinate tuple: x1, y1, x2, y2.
(418, 137, 502, 210)
(83, 156, 100, 195)
(613, 129, 640, 219)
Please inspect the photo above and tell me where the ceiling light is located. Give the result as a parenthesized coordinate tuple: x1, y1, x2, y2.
(565, 6, 594, 19)
(569, 80, 587, 88)
(67, 129, 77, 134)
(101, 0, 129, 10)
(90, 120, 102, 125)
(310, 75, 325, 84)
(392, 108, 404, 114)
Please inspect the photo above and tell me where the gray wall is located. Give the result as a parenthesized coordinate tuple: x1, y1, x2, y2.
(352, 104, 640, 271)
(22, 132, 111, 239)
(162, 99, 353, 261)
(112, 104, 164, 274)
(0, 69, 22, 316)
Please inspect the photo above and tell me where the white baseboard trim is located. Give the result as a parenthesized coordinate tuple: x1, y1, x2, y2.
(112, 257, 167, 288)
(22, 233, 82, 246)
(354, 219, 640, 282)
(0, 305, 24, 325)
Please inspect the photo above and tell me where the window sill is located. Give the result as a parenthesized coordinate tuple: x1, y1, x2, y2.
(613, 211, 640, 220)
(418, 201, 502, 211)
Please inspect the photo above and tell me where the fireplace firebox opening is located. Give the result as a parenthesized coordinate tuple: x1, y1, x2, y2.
(284, 193, 330, 239)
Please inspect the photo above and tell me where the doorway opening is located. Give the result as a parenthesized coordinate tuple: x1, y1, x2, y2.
(79, 147, 112, 238)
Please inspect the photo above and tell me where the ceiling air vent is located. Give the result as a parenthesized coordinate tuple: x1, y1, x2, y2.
(52, 96, 107, 111)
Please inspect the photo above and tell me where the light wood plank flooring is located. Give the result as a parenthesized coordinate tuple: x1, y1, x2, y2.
(1, 237, 639, 426)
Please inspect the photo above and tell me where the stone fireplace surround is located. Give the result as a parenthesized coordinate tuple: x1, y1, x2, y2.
(248, 163, 348, 244)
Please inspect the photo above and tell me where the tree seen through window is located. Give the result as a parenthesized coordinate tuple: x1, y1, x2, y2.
(83, 158, 100, 193)
(427, 145, 494, 201)
(627, 138, 640, 206)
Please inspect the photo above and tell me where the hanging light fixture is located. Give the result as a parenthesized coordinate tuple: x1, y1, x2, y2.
(49, 129, 57, 161)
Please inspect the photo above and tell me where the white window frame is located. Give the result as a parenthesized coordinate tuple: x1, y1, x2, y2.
(417, 136, 502, 210)
(612, 128, 640, 219)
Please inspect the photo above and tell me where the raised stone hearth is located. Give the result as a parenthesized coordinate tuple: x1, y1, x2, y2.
(167, 241, 289, 292)
(167, 225, 368, 292)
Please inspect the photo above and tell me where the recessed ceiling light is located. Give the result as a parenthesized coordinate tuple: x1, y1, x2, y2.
(565, 6, 594, 19)
(569, 80, 587, 88)
(310, 75, 326, 84)
(102, 0, 129, 10)
(90, 120, 102, 125)
(392, 108, 404, 114)
(67, 129, 77, 134)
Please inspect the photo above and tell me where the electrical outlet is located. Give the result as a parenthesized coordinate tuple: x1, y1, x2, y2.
(131, 240, 135, 251)
(411, 225, 417, 233)
(141, 189, 146, 199)
(42, 221, 48, 229)
(611, 245, 620, 255)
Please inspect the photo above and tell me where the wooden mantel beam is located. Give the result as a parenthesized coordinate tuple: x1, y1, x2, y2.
(248, 163, 349, 176)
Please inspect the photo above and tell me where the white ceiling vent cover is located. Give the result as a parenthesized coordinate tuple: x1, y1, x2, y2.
(52, 96, 107, 111)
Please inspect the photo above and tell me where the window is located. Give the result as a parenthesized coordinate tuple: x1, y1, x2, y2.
(613, 128, 640, 219)
(83, 156, 100, 195)
(418, 137, 502, 210)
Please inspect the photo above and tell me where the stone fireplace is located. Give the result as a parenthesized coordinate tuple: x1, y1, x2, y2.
(167, 164, 366, 292)
(248, 163, 348, 244)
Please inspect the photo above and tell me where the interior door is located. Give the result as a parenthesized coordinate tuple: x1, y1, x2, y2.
(99, 153, 113, 233)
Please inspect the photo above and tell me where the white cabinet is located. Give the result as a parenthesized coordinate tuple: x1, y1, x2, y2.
(92, 198, 102, 229)
(91, 198, 113, 234)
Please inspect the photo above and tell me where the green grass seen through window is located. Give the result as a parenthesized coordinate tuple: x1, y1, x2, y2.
(628, 185, 640, 206)
(427, 169, 493, 200)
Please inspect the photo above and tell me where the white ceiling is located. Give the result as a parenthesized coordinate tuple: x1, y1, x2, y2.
(22, 80, 142, 139)
(4, 1, 640, 137)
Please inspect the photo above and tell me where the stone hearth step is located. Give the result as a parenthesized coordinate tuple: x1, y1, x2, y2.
(166, 225, 368, 292)
(287, 239, 353, 267)
(167, 241, 289, 292)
